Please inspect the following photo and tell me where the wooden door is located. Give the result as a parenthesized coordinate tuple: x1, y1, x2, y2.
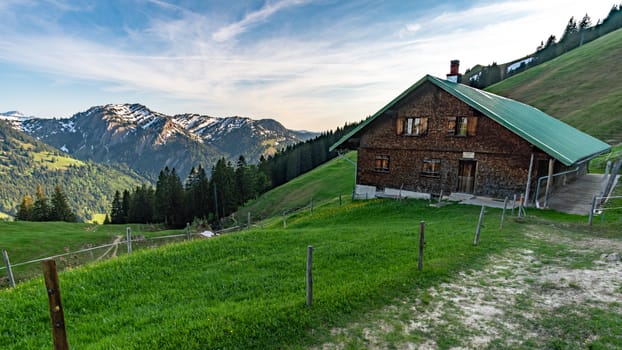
(457, 160, 476, 193)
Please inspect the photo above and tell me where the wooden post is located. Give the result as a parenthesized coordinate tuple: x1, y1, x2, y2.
(282, 211, 287, 229)
(511, 194, 517, 216)
(474, 206, 485, 245)
(524, 153, 535, 205)
(2, 249, 16, 288)
(186, 222, 191, 241)
(588, 195, 596, 226)
(306, 245, 313, 306)
(418, 221, 425, 271)
(544, 158, 555, 207)
(42, 259, 69, 350)
(438, 190, 443, 206)
(247, 212, 251, 228)
(126, 227, 132, 255)
(500, 196, 508, 230)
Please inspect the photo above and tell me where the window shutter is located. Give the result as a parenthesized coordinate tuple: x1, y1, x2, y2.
(396, 117, 403, 135)
(421, 117, 428, 134)
(447, 117, 456, 135)
(467, 117, 478, 136)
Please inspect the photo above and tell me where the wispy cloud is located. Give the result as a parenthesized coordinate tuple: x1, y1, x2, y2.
(0, 0, 615, 129)
(212, 0, 310, 42)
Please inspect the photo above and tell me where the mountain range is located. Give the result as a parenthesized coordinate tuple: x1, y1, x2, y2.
(2, 104, 317, 180)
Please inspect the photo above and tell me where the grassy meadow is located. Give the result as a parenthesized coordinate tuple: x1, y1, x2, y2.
(0, 221, 187, 287)
(488, 28, 622, 144)
(237, 151, 357, 221)
(1, 198, 523, 349)
(2, 196, 620, 349)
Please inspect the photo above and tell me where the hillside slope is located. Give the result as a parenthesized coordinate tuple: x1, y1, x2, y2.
(0, 121, 146, 220)
(487, 28, 622, 144)
(236, 151, 357, 221)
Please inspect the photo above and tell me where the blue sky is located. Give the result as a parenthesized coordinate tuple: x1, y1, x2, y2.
(0, 0, 615, 131)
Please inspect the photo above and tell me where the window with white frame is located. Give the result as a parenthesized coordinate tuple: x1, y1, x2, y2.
(397, 117, 429, 136)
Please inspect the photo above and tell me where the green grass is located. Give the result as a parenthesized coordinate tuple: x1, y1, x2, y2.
(0, 199, 520, 349)
(0, 221, 186, 287)
(31, 150, 85, 170)
(237, 151, 357, 221)
(590, 143, 622, 173)
(488, 28, 622, 144)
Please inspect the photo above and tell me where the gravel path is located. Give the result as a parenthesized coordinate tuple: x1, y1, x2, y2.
(317, 225, 622, 349)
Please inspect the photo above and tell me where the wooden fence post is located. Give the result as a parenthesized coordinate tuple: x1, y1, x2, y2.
(126, 227, 132, 254)
(247, 212, 251, 228)
(42, 259, 69, 350)
(306, 245, 313, 306)
(282, 211, 287, 229)
(2, 249, 16, 288)
(588, 195, 596, 226)
(418, 221, 425, 271)
(500, 197, 508, 230)
(474, 206, 485, 245)
(186, 222, 191, 241)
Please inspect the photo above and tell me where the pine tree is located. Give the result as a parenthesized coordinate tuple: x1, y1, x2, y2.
(121, 190, 131, 224)
(155, 167, 171, 224)
(50, 185, 76, 222)
(32, 185, 51, 221)
(110, 190, 124, 224)
(168, 168, 185, 228)
(16, 195, 34, 221)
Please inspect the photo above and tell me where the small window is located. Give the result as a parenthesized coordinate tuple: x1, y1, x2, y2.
(448, 116, 477, 136)
(422, 159, 441, 177)
(374, 155, 390, 172)
(398, 117, 428, 136)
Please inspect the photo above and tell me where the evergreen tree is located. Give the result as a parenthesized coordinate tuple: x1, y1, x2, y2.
(121, 190, 131, 224)
(50, 185, 76, 222)
(210, 158, 236, 219)
(155, 167, 171, 223)
(104, 213, 111, 224)
(128, 185, 155, 223)
(32, 184, 51, 221)
(110, 190, 124, 224)
(16, 195, 34, 221)
(168, 168, 185, 228)
(235, 155, 254, 205)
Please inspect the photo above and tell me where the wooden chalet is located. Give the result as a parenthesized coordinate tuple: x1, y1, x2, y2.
(330, 61, 611, 204)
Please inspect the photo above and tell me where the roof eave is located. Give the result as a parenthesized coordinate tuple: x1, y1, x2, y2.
(328, 75, 434, 152)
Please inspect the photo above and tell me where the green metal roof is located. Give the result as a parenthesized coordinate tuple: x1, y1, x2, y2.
(330, 75, 611, 166)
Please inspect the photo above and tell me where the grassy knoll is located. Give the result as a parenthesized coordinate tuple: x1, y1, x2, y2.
(1, 199, 521, 349)
(237, 151, 357, 221)
(488, 28, 622, 144)
(0, 221, 186, 287)
(590, 143, 622, 173)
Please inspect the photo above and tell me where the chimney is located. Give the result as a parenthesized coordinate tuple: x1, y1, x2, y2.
(446, 59, 462, 83)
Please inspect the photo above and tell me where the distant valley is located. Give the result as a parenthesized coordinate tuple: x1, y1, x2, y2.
(0, 104, 318, 219)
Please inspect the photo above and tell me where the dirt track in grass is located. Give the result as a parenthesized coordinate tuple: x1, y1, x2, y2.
(316, 225, 622, 349)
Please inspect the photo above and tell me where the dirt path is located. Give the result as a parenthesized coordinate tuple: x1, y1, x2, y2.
(317, 226, 622, 349)
(96, 235, 123, 261)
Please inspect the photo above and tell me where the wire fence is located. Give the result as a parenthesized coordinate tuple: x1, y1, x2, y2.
(589, 194, 622, 225)
(1, 225, 243, 289)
